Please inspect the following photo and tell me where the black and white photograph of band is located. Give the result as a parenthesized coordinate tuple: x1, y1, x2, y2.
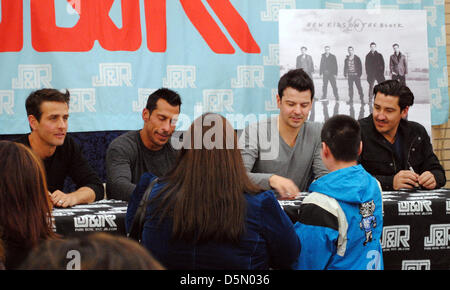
(279, 9, 431, 134)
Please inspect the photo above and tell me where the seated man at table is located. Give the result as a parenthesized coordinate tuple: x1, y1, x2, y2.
(241, 69, 328, 198)
(358, 80, 446, 191)
(106, 88, 181, 201)
(293, 114, 383, 270)
(15, 88, 104, 207)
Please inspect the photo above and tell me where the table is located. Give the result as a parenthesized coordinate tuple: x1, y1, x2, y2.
(53, 190, 450, 270)
(279, 188, 450, 270)
(381, 189, 450, 270)
(52, 199, 128, 237)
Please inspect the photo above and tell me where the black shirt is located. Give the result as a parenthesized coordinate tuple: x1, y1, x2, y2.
(15, 134, 104, 201)
(390, 133, 405, 170)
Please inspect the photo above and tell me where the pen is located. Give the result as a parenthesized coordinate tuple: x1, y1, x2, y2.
(408, 164, 420, 188)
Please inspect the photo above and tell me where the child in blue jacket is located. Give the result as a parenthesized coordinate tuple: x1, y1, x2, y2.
(293, 115, 383, 270)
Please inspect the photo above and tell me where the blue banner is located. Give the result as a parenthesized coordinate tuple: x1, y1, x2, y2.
(0, 0, 447, 134)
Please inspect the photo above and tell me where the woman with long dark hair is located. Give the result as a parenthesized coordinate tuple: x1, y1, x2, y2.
(0, 141, 57, 269)
(126, 113, 300, 269)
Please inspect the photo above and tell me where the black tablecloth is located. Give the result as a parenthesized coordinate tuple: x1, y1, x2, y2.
(380, 189, 450, 270)
(53, 189, 450, 270)
(52, 199, 128, 237)
(279, 189, 450, 270)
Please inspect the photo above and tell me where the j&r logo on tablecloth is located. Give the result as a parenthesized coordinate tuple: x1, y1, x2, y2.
(381, 225, 410, 252)
(401, 260, 431, 270)
(73, 214, 117, 232)
(398, 200, 432, 216)
(424, 224, 450, 250)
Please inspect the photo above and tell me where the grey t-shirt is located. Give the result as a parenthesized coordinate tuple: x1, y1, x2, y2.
(241, 116, 328, 192)
(106, 130, 178, 201)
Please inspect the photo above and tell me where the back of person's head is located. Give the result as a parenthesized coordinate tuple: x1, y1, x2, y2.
(373, 80, 414, 111)
(25, 88, 70, 122)
(20, 232, 165, 270)
(321, 115, 361, 162)
(154, 113, 261, 243)
(0, 141, 55, 248)
(278, 69, 314, 100)
(145, 88, 182, 115)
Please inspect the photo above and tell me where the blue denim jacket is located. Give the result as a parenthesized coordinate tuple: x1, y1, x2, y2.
(126, 172, 300, 270)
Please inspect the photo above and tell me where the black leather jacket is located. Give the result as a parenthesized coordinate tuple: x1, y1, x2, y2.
(358, 115, 446, 191)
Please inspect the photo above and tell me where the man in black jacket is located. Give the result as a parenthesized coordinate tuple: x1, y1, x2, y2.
(365, 42, 385, 104)
(15, 89, 104, 207)
(319, 46, 339, 101)
(358, 80, 446, 191)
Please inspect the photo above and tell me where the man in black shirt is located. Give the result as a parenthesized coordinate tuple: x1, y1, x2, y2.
(16, 89, 103, 207)
(358, 80, 445, 191)
(365, 42, 385, 104)
(319, 46, 339, 101)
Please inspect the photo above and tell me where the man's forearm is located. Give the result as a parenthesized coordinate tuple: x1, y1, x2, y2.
(247, 172, 273, 190)
(106, 178, 136, 201)
(70, 186, 96, 204)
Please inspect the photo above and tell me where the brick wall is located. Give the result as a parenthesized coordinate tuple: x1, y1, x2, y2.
(432, 0, 450, 188)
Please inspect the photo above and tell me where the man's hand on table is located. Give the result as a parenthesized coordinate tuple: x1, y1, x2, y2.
(50, 190, 79, 208)
(393, 170, 437, 190)
(269, 175, 301, 199)
(393, 170, 419, 190)
(418, 171, 437, 190)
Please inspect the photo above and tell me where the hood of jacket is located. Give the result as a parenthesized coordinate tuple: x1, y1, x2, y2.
(308, 164, 380, 205)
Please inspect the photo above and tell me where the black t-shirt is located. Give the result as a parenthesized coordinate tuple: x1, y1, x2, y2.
(15, 134, 104, 201)
(390, 133, 406, 171)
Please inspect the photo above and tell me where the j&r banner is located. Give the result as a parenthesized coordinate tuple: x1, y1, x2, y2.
(0, 0, 448, 134)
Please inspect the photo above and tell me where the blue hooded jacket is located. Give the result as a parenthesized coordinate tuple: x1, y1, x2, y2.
(292, 164, 383, 270)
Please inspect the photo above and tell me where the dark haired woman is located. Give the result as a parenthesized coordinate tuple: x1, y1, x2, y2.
(0, 141, 57, 269)
(126, 113, 300, 269)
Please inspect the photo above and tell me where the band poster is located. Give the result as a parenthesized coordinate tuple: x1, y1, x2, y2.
(279, 9, 431, 133)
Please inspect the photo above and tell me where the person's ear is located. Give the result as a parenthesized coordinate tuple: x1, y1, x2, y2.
(358, 141, 363, 156)
(142, 108, 150, 122)
(28, 115, 38, 131)
(321, 142, 329, 158)
(401, 106, 409, 119)
(276, 94, 281, 109)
